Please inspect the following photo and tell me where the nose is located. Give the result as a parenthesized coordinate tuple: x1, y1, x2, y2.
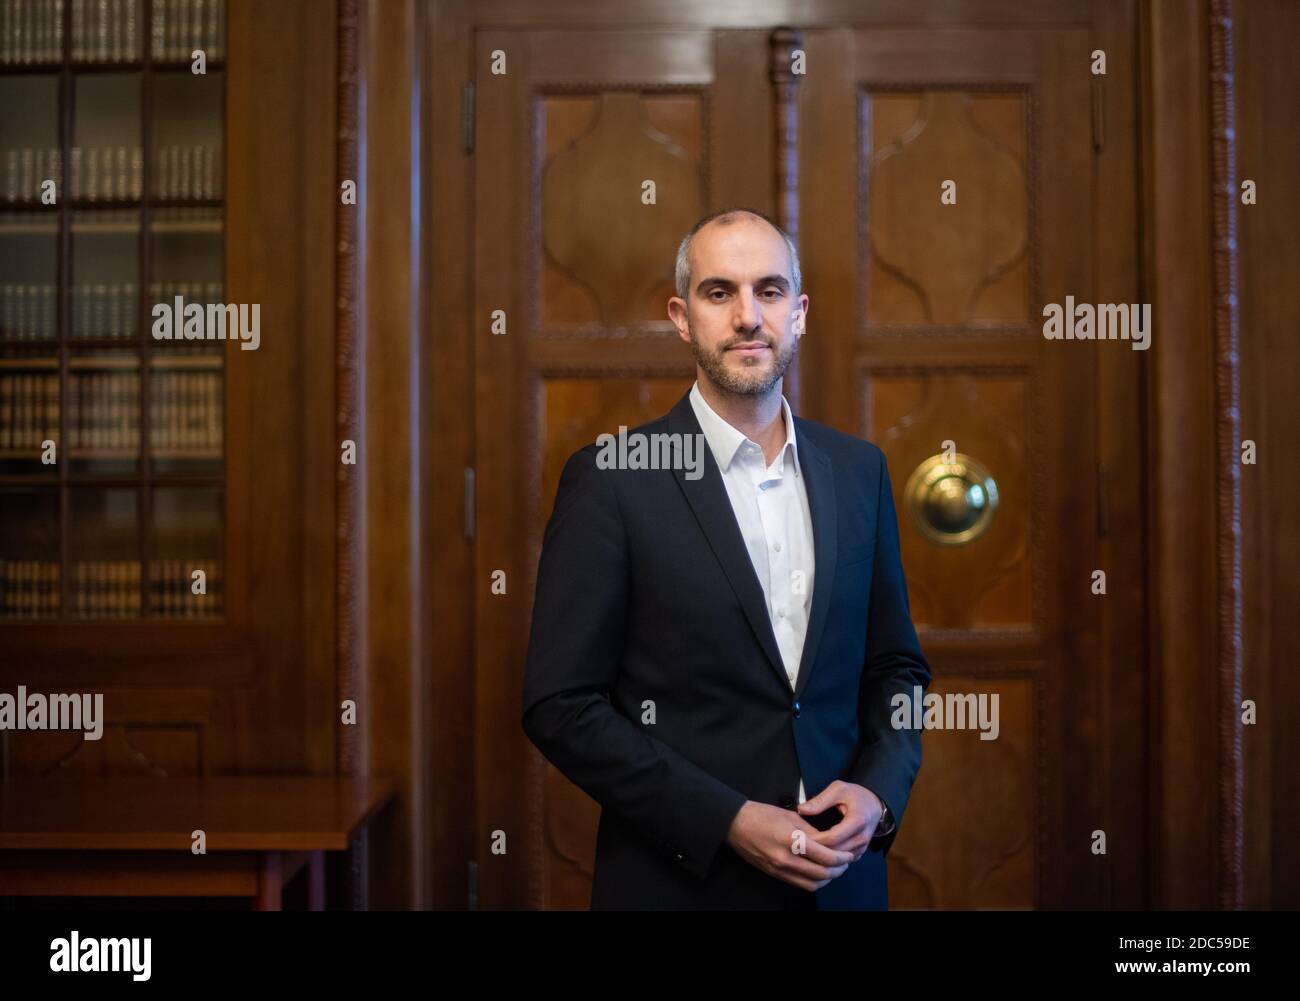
(733, 288, 762, 333)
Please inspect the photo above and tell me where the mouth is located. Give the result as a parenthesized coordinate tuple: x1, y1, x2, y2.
(727, 341, 771, 356)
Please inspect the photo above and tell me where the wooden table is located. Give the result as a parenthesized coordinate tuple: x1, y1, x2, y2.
(0, 776, 396, 910)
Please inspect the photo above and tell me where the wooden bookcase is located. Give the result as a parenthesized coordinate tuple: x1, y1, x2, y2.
(0, 0, 227, 623)
(0, 0, 336, 822)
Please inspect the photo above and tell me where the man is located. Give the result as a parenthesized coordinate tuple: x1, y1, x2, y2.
(522, 207, 931, 910)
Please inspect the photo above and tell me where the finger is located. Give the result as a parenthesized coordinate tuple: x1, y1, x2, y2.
(820, 832, 869, 855)
(808, 840, 856, 867)
(791, 827, 856, 864)
(810, 818, 867, 849)
(813, 838, 866, 869)
(797, 780, 843, 814)
(787, 864, 847, 890)
(812, 862, 851, 883)
(780, 851, 836, 880)
(782, 820, 856, 870)
(784, 841, 855, 874)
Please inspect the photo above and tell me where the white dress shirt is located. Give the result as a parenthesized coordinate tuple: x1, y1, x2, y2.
(689, 381, 815, 804)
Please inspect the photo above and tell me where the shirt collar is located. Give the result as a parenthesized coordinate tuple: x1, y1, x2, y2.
(689, 380, 801, 477)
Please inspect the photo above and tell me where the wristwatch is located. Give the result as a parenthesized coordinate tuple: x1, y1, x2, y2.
(873, 800, 896, 837)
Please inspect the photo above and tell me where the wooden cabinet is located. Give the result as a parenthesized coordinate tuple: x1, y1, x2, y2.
(1, 0, 228, 628)
(0, 0, 337, 793)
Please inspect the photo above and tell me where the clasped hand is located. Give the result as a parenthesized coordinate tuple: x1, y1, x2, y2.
(725, 780, 883, 892)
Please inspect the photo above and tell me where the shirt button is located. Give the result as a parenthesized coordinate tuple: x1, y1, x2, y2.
(773, 541, 782, 552)
(777, 608, 785, 618)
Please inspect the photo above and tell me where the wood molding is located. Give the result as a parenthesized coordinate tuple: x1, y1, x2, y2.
(335, 0, 368, 911)
(1142, 0, 1243, 909)
(1235, 0, 1300, 911)
(1207, 0, 1244, 910)
(335, 0, 364, 783)
(770, 26, 802, 412)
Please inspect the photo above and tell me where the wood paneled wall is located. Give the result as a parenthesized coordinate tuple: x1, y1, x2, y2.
(409, 0, 1292, 911)
(1236, 0, 1300, 911)
(231, 0, 1300, 914)
(17, 0, 1286, 912)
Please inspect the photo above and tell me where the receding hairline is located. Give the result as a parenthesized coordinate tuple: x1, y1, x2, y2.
(697, 208, 779, 234)
(675, 208, 800, 299)
(689, 210, 788, 259)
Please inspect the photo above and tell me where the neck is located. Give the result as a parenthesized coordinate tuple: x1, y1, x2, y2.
(697, 374, 787, 464)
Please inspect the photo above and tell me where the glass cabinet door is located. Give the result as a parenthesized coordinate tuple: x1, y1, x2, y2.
(0, 0, 227, 621)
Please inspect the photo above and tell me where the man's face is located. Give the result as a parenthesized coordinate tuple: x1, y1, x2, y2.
(668, 216, 809, 398)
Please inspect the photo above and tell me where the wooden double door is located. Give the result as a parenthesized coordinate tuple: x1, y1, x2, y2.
(472, 2, 1146, 909)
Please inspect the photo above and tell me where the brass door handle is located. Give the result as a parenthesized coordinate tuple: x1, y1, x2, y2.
(903, 453, 999, 546)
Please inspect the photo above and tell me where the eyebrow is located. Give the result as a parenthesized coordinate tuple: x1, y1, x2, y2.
(695, 275, 792, 295)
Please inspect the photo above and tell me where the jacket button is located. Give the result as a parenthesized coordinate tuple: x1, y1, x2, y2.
(674, 851, 685, 862)
(793, 701, 801, 718)
(779, 795, 796, 809)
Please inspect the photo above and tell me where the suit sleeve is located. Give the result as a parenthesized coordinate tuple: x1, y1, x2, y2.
(521, 445, 749, 880)
(847, 446, 932, 855)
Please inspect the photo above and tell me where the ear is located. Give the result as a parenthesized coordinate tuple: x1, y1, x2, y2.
(667, 297, 692, 344)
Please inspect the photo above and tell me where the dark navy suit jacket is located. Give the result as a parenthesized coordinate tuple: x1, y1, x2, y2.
(522, 389, 931, 909)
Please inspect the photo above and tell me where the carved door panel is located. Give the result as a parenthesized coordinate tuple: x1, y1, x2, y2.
(799, 24, 1143, 908)
(472, 27, 794, 909)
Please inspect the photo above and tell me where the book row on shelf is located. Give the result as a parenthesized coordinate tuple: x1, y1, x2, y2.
(75, 282, 141, 340)
(72, 0, 136, 63)
(0, 557, 224, 618)
(0, 369, 223, 453)
(0, 283, 57, 340)
(149, 144, 224, 200)
(0, 0, 227, 67)
(1, 282, 224, 342)
(149, 368, 221, 451)
(1, 145, 224, 204)
(0, 559, 59, 617)
(61, 372, 137, 451)
(0, 0, 63, 64)
(0, 148, 62, 203)
(150, 0, 226, 62)
(0, 372, 56, 449)
(65, 145, 143, 202)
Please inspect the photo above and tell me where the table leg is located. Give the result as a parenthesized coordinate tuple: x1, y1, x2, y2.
(255, 852, 282, 911)
(307, 851, 326, 911)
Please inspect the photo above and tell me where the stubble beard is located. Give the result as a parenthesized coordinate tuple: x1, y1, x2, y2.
(687, 323, 798, 398)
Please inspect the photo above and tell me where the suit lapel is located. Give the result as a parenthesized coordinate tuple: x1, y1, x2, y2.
(667, 392, 790, 692)
(792, 425, 836, 700)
